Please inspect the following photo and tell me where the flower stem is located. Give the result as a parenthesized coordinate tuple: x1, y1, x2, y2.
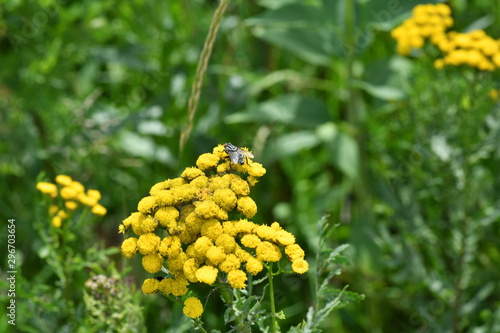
(219, 283, 232, 304)
(179, 0, 229, 155)
(193, 318, 209, 333)
(268, 262, 278, 333)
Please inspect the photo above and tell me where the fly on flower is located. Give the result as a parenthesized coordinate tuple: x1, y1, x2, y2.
(224, 143, 254, 165)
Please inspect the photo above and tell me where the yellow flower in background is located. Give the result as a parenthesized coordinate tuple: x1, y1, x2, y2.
(37, 175, 107, 228)
(61, 186, 79, 200)
(119, 144, 309, 318)
(55, 174, 72, 186)
(52, 216, 62, 228)
(489, 89, 500, 101)
(91, 204, 107, 216)
(57, 210, 68, 219)
(65, 201, 78, 210)
(36, 182, 58, 198)
(87, 189, 102, 201)
(49, 204, 59, 215)
(391, 3, 500, 71)
(183, 297, 204, 318)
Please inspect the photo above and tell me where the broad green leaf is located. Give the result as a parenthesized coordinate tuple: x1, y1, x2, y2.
(326, 132, 359, 179)
(118, 131, 177, 166)
(262, 131, 321, 163)
(225, 94, 330, 127)
(246, 3, 328, 25)
(250, 27, 335, 66)
(246, 3, 342, 65)
(351, 79, 406, 100)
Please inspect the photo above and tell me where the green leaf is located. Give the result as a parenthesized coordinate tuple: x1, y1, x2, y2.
(326, 132, 359, 179)
(351, 79, 406, 100)
(225, 95, 330, 127)
(246, 3, 342, 65)
(262, 131, 321, 163)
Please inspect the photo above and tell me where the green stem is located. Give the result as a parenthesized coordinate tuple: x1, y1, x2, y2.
(194, 318, 209, 333)
(179, 0, 229, 155)
(268, 262, 278, 333)
(74, 206, 90, 229)
(219, 283, 232, 304)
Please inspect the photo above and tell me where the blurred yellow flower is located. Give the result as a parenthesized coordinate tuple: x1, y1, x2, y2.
(55, 174, 72, 186)
(65, 200, 78, 210)
(489, 89, 499, 101)
(57, 210, 68, 219)
(52, 216, 62, 228)
(49, 204, 59, 215)
(60, 186, 79, 200)
(36, 182, 58, 198)
(91, 204, 107, 216)
(70, 181, 85, 194)
(391, 3, 500, 71)
(87, 189, 102, 201)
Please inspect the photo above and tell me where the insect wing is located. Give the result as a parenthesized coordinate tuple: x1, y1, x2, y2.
(224, 143, 254, 165)
(227, 151, 242, 164)
(238, 148, 254, 159)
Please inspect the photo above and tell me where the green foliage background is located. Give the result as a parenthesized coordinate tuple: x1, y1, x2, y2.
(1, 0, 500, 332)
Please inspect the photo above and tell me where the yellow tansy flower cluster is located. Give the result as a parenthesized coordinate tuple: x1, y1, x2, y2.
(37, 175, 107, 227)
(120, 145, 309, 318)
(391, 3, 453, 56)
(391, 4, 500, 71)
